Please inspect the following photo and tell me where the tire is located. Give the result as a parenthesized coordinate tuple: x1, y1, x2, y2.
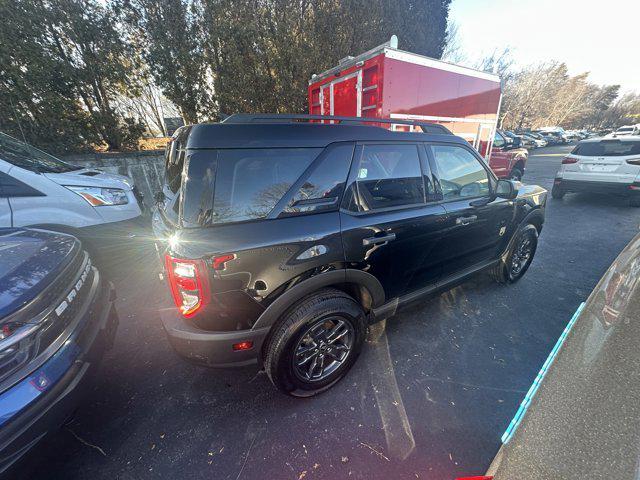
(630, 197, 640, 207)
(551, 184, 565, 199)
(509, 167, 523, 182)
(264, 288, 366, 397)
(492, 224, 539, 284)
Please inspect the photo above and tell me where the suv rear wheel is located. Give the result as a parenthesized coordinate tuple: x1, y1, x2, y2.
(492, 224, 539, 284)
(264, 289, 366, 397)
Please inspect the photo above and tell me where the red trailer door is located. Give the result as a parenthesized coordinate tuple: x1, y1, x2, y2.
(332, 75, 359, 116)
(321, 84, 331, 115)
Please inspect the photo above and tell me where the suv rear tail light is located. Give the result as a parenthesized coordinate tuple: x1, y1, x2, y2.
(164, 254, 210, 317)
(562, 157, 578, 164)
(626, 158, 640, 165)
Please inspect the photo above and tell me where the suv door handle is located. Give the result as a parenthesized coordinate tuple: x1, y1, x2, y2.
(362, 233, 396, 246)
(456, 215, 478, 226)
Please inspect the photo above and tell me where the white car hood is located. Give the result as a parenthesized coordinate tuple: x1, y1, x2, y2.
(44, 168, 134, 190)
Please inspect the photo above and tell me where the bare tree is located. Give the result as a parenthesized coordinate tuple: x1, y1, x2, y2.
(441, 21, 467, 64)
(116, 80, 181, 136)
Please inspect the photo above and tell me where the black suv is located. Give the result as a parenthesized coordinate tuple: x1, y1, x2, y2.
(152, 115, 547, 397)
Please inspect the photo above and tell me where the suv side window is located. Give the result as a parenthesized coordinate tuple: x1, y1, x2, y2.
(282, 143, 354, 216)
(431, 145, 490, 200)
(0, 171, 43, 197)
(349, 144, 425, 212)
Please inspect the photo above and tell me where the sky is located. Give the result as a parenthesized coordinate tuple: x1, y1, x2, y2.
(449, 0, 639, 93)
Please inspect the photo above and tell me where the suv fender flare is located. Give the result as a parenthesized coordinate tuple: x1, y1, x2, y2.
(500, 208, 544, 261)
(251, 269, 385, 331)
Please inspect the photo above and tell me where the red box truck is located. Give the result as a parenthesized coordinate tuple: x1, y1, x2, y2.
(308, 36, 528, 180)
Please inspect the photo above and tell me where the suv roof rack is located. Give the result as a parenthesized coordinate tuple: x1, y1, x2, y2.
(221, 113, 452, 136)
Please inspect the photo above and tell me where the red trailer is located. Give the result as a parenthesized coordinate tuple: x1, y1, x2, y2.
(308, 36, 502, 161)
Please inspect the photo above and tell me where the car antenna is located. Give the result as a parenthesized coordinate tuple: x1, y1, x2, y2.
(8, 96, 29, 145)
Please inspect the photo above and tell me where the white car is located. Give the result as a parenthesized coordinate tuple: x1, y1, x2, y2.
(552, 136, 640, 207)
(0, 132, 146, 267)
(613, 124, 640, 136)
(530, 137, 548, 148)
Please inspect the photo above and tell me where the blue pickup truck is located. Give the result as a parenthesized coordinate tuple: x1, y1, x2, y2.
(0, 228, 117, 474)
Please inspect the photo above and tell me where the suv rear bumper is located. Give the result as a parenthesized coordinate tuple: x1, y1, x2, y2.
(160, 308, 270, 368)
(555, 178, 640, 196)
(0, 276, 118, 474)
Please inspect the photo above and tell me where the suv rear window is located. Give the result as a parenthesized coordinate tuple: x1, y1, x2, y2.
(572, 140, 640, 157)
(182, 148, 320, 226)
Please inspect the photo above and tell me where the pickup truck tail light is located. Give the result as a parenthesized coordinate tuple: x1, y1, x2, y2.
(562, 156, 578, 164)
(164, 254, 210, 317)
(625, 158, 640, 165)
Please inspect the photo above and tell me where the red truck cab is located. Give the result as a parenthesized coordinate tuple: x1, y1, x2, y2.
(490, 130, 529, 181)
(308, 36, 527, 180)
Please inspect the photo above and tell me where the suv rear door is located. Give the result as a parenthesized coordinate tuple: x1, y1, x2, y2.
(428, 143, 513, 278)
(340, 142, 448, 300)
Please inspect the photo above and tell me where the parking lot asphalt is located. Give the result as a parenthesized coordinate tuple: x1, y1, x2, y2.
(18, 145, 640, 480)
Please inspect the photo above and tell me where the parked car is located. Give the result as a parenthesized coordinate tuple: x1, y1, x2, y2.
(504, 131, 535, 149)
(490, 130, 529, 180)
(613, 124, 640, 136)
(0, 228, 118, 474)
(552, 136, 640, 207)
(519, 133, 544, 148)
(152, 114, 547, 397)
(536, 131, 564, 145)
(0, 132, 147, 271)
(563, 130, 582, 142)
(536, 127, 570, 144)
(576, 130, 591, 139)
(534, 131, 554, 145)
(524, 132, 548, 147)
(486, 231, 640, 479)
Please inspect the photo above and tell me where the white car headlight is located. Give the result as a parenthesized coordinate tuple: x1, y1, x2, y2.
(65, 186, 129, 206)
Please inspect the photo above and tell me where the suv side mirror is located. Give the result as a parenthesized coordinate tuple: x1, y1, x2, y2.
(495, 179, 518, 199)
(512, 137, 522, 148)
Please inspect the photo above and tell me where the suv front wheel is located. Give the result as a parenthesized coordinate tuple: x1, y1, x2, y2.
(492, 224, 539, 284)
(264, 289, 366, 397)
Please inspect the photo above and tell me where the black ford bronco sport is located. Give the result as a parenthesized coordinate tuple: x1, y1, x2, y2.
(152, 114, 546, 397)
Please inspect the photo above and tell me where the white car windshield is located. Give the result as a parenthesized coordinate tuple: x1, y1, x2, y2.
(0, 132, 80, 173)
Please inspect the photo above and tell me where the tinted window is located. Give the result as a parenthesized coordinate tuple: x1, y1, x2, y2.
(0, 132, 80, 174)
(432, 145, 490, 200)
(165, 139, 185, 194)
(182, 148, 320, 226)
(572, 140, 640, 157)
(353, 144, 424, 211)
(282, 144, 354, 216)
(0, 172, 44, 197)
(493, 132, 506, 148)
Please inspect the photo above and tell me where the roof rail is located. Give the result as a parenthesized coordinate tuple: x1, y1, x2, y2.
(221, 114, 453, 135)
